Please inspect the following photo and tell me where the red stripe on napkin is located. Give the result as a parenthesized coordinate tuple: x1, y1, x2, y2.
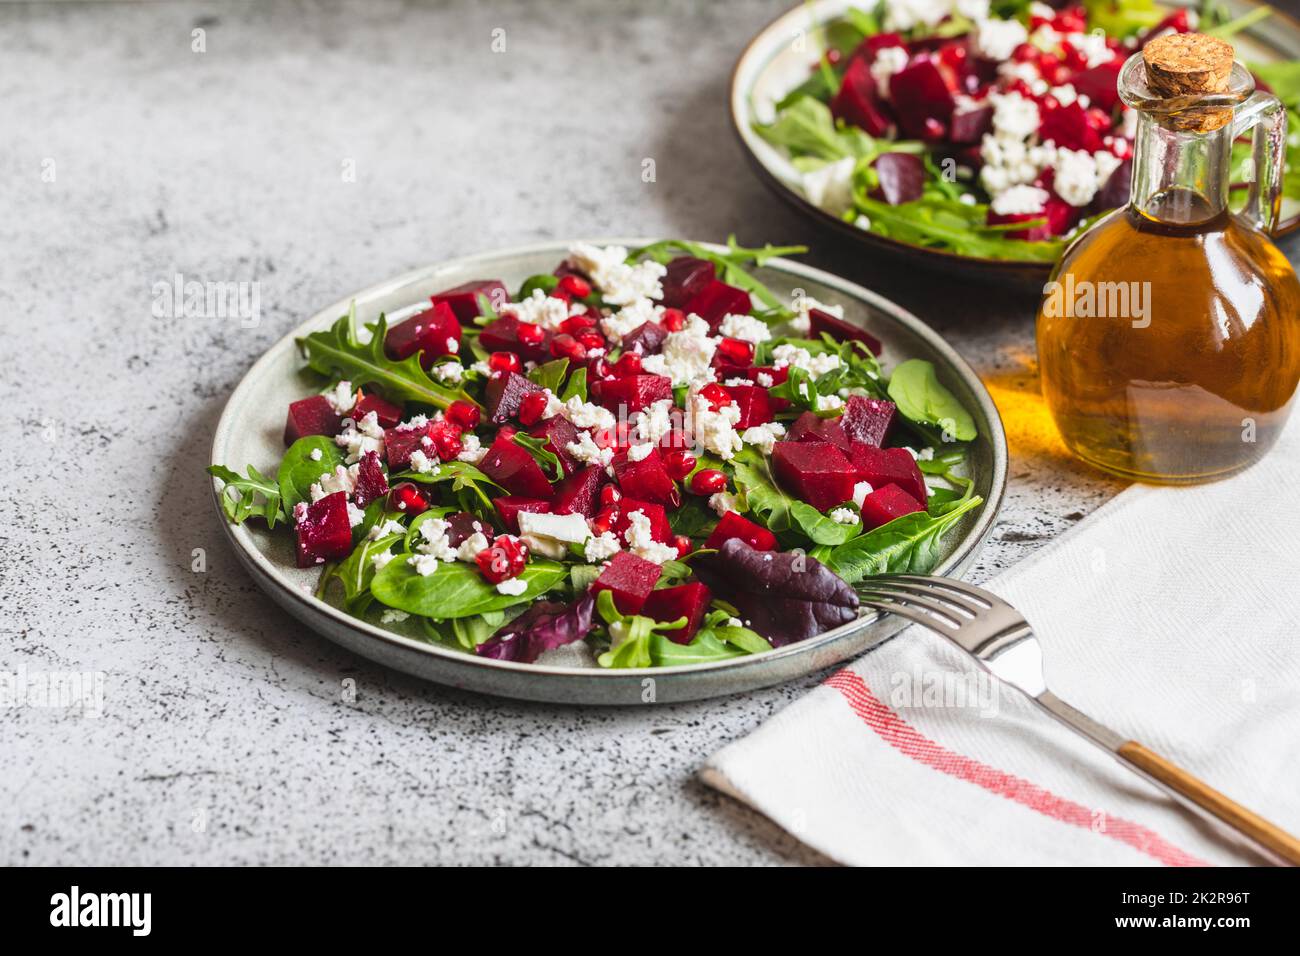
(825, 671, 1207, 867)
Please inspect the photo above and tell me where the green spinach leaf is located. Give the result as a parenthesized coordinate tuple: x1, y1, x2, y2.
(827, 494, 984, 584)
(371, 557, 566, 619)
(886, 359, 977, 442)
(278, 436, 345, 511)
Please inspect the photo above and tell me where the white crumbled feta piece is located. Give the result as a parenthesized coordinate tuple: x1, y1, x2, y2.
(1050, 84, 1079, 107)
(584, 531, 622, 563)
(518, 511, 592, 559)
(883, 0, 953, 31)
(989, 90, 1040, 141)
(1029, 1, 1055, 18)
(622, 509, 679, 564)
(469, 359, 491, 377)
(430, 361, 464, 384)
(562, 396, 616, 432)
(686, 390, 744, 460)
(379, 609, 409, 624)
(324, 380, 357, 415)
(414, 518, 458, 563)
(410, 553, 443, 576)
(600, 296, 663, 345)
(457, 433, 486, 464)
(567, 243, 666, 306)
(455, 531, 491, 563)
(371, 550, 396, 571)
(852, 481, 874, 508)
(649, 313, 719, 387)
(1067, 30, 1112, 69)
(309, 448, 323, 462)
(990, 184, 1049, 215)
(310, 463, 359, 501)
(334, 410, 385, 464)
(367, 519, 407, 541)
(504, 287, 570, 330)
(979, 135, 1051, 196)
(408, 449, 437, 474)
(495, 577, 528, 596)
(566, 429, 615, 468)
(870, 45, 910, 98)
(625, 441, 654, 462)
(708, 491, 740, 518)
(1050, 147, 1122, 208)
(633, 399, 675, 445)
(718, 312, 772, 344)
(771, 343, 841, 379)
(755, 371, 774, 388)
(830, 507, 859, 525)
(816, 394, 845, 412)
(801, 156, 856, 217)
(972, 18, 1028, 61)
(1030, 24, 1063, 53)
(740, 421, 786, 455)
(956, 0, 990, 18)
(346, 502, 366, 527)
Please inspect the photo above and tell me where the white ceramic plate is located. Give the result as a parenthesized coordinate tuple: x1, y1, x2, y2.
(209, 239, 1008, 704)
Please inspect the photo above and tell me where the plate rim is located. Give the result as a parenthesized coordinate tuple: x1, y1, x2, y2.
(209, 237, 1008, 689)
(729, 0, 1300, 277)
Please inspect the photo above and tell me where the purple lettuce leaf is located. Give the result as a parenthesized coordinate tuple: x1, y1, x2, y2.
(692, 539, 859, 647)
(475, 592, 596, 664)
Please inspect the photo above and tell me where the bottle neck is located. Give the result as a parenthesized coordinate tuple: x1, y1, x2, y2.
(1129, 111, 1231, 225)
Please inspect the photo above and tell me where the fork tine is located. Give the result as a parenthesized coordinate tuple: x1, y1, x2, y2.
(864, 578, 984, 618)
(888, 574, 1004, 611)
(857, 587, 965, 630)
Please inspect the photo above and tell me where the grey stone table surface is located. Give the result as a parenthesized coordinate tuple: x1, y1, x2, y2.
(1, 0, 1180, 865)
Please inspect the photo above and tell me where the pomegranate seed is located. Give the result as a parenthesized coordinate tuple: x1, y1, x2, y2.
(938, 44, 966, 70)
(614, 352, 642, 377)
(689, 469, 726, 496)
(921, 117, 947, 142)
(715, 337, 754, 367)
(590, 506, 619, 535)
(476, 535, 528, 584)
(1063, 46, 1088, 71)
(1006, 78, 1033, 98)
(429, 421, 463, 461)
(560, 314, 596, 335)
(549, 288, 573, 304)
(517, 391, 549, 426)
(662, 448, 696, 480)
(1029, 14, 1053, 30)
(599, 484, 622, 507)
(1054, 12, 1086, 32)
(516, 322, 545, 346)
(672, 534, 693, 558)
(1086, 108, 1111, 131)
(557, 274, 592, 299)
(577, 330, 606, 353)
(698, 382, 733, 412)
(662, 308, 686, 332)
(496, 425, 518, 443)
(445, 400, 480, 430)
(588, 356, 615, 380)
(388, 482, 428, 515)
(659, 428, 688, 451)
(1011, 43, 1038, 64)
(550, 333, 587, 362)
(489, 351, 522, 374)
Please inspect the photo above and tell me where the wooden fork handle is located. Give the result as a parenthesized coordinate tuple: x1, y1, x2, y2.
(1118, 741, 1300, 865)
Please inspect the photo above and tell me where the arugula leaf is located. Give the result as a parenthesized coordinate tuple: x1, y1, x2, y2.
(731, 449, 796, 533)
(648, 630, 747, 665)
(753, 96, 860, 162)
(828, 494, 984, 584)
(371, 557, 566, 619)
(278, 436, 345, 511)
(528, 357, 569, 394)
(560, 366, 587, 402)
(886, 359, 977, 442)
(511, 432, 564, 481)
(790, 500, 860, 546)
(208, 464, 284, 527)
(298, 305, 479, 411)
(391, 460, 502, 511)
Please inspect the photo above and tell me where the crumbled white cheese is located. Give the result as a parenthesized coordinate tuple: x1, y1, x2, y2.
(1050, 147, 1123, 208)
(755, 371, 774, 388)
(367, 519, 407, 541)
(708, 492, 740, 518)
(633, 399, 676, 445)
(324, 380, 357, 415)
(414, 518, 458, 563)
(334, 410, 385, 464)
(495, 577, 529, 596)
(686, 389, 744, 460)
(455, 531, 491, 563)
(989, 89, 1040, 141)
(1030, 24, 1063, 53)
(852, 481, 874, 508)
(830, 507, 859, 525)
(566, 429, 615, 468)
(600, 296, 663, 344)
(430, 362, 464, 384)
(870, 45, 910, 99)
(740, 421, 786, 455)
(771, 343, 840, 379)
(380, 609, 409, 624)
(457, 433, 486, 464)
(584, 531, 623, 563)
(309, 448, 323, 462)
(408, 449, 438, 474)
(816, 394, 845, 412)
(1067, 30, 1112, 69)
(883, 0, 953, 31)
(972, 18, 1028, 61)
(504, 287, 570, 330)
(346, 502, 366, 527)
(956, 0, 990, 18)
(622, 509, 678, 564)
(567, 243, 666, 306)
(718, 312, 772, 344)
(643, 313, 718, 388)
(518, 511, 592, 558)
(310, 463, 359, 501)
(372, 550, 396, 571)
(801, 156, 856, 217)
(990, 184, 1049, 215)
(562, 396, 616, 432)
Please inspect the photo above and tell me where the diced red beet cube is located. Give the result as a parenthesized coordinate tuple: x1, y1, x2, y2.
(590, 374, 673, 414)
(443, 511, 495, 547)
(949, 104, 993, 144)
(848, 445, 928, 505)
(621, 321, 668, 356)
(613, 447, 680, 508)
(641, 582, 713, 643)
(552, 466, 603, 519)
(485, 371, 544, 424)
(787, 411, 852, 452)
(430, 279, 508, 323)
(384, 301, 462, 368)
(831, 56, 894, 137)
(480, 432, 556, 499)
(352, 451, 389, 508)
(660, 257, 716, 309)
(352, 391, 403, 429)
(704, 511, 777, 552)
(721, 384, 774, 428)
(283, 395, 343, 447)
(592, 551, 663, 615)
(1038, 100, 1104, 154)
(294, 492, 353, 567)
(870, 152, 925, 205)
(889, 56, 956, 140)
(841, 396, 897, 448)
(1070, 60, 1125, 112)
(860, 483, 924, 530)
(771, 441, 858, 511)
(680, 280, 752, 331)
(479, 315, 552, 362)
(613, 499, 671, 543)
(808, 309, 883, 356)
(529, 416, 580, 476)
(1095, 158, 1132, 211)
(492, 496, 552, 534)
(383, 422, 433, 470)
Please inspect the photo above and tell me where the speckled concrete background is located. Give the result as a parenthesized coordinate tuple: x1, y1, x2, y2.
(4, 0, 1294, 866)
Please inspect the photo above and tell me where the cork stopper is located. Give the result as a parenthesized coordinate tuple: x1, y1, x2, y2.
(1142, 33, 1235, 132)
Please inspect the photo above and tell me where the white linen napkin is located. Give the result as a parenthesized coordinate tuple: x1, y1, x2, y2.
(702, 418, 1300, 866)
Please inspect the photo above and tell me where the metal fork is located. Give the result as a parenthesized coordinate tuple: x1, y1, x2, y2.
(857, 574, 1300, 866)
